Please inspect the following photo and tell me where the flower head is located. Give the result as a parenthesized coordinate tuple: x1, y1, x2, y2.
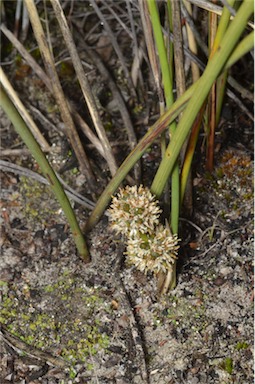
(108, 185, 180, 281)
(108, 185, 161, 237)
(126, 225, 179, 275)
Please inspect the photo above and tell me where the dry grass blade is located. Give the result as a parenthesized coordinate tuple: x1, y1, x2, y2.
(0, 24, 105, 167)
(0, 149, 30, 157)
(50, 0, 118, 177)
(81, 43, 140, 180)
(181, 2, 208, 57)
(187, 0, 254, 28)
(131, 40, 146, 90)
(13, 0, 29, 42)
(160, 11, 253, 121)
(90, 0, 136, 99)
(138, 0, 164, 104)
(182, 1, 200, 81)
(171, 0, 193, 215)
(187, 0, 226, 14)
(125, 0, 141, 88)
(206, 9, 218, 171)
(171, 1, 186, 99)
(0, 67, 50, 152)
(72, 112, 105, 158)
(103, 1, 133, 39)
(0, 24, 51, 88)
(227, 76, 253, 102)
(0, 160, 95, 211)
(23, 0, 96, 188)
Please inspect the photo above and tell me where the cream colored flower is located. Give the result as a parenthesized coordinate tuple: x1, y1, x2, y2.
(108, 185, 161, 237)
(108, 185, 180, 279)
(126, 225, 179, 275)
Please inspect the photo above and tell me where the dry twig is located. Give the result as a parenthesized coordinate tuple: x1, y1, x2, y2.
(50, 0, 118, 177)
(23, 0, 96, 187)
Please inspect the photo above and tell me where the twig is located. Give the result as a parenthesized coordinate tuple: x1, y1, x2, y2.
(50, 0, 118, 177)
(1, 322, 69, 368)
(179, 217, 203, 233)
(78, 39, 141, 180)
(29, 105, 62, 134)
(138, 0, 164, 104)
(126, 0, 142, 89)
(0, 24, 109, 164)
(103, 1, 133, 39)
(172, 0, 186, 99)
(227, 76, 254, 102)
(186, 0, 254, 28)
(161, 25, 253, 122)
(220, 0, 236, 17)
(0, 67, 51, 152)
(0, 159, 96, 211)
(0, 148, 30, 157)
(199, 241, 219, 257)
(227, 88, 254, 121)
(23, 0, 96, 187)
(89, 0, 136, 99)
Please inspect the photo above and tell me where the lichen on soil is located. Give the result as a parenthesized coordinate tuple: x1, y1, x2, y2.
(0, 272, 110, 366)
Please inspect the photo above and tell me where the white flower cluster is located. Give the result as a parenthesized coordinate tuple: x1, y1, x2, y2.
(108, 185, 162, 237)
(108, 185, 180, 276)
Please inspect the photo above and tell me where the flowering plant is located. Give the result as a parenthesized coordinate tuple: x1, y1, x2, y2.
(108, 185, 180, 293)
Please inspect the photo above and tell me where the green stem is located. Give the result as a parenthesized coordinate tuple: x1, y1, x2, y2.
(151, 0, 254, 197)
(148, 0, 179, 234)
(210, 0, 236, 57)
(207, 0, 236, 169)
(85, 8, 253, 232)
(0, 87, 90, 262)
(147, 0, 174, 106)
(85, 84, 195, 232)
(224, 31, 254, 69)
(180, 104, 205, 203)
(181, 28, 254, 199)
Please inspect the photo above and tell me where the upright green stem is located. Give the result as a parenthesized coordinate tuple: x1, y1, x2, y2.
(151, 0, 254, 196)
(85, 14, 253, 232)
(148, 0, 179, 235)
(147, 1, 174, 106)
(214, 0, 236, 126)
(225, 31, 254, 69)
(85, 84, 195, 232)
(206, 0, 236, 171)
(0, 87, 90, 262)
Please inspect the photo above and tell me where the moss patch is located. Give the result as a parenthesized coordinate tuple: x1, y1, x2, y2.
(0, 272, 110, 366)
(213, 150, 253, 213)
(19, 176, 60, 225)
